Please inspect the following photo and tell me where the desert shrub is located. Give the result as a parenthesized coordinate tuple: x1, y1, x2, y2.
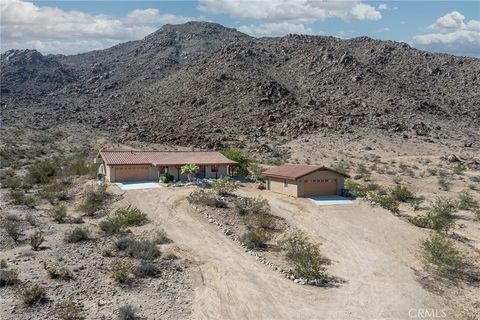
(162, 251, 178, 260)
(25, 212, 38, 226)
(438, 177, 451, 191)
(8, 189, 36, 207)
(333, 161, 350, 175)
(247, 162, 266, 182)
(356, 164, 371, 180)
(109, 258, 134, 283)
(64, 227, 90, 243)
(453, 165, 466, 175)
(278, 233, 327, 280)
(4, 220, 22, 242)
(470, 176, 480, 183)
(99, 218, 124, 236)
(409, 198, 456, 232)
(45, 264, 73, 280)
(240, 229, 269, 250)
(64, 157, 97, 179)
(114, 206, 148, 227)
(390, 186, 416, 202)
(29, 230, 44, 251)
(0, 259, 7, 269)
(126, 239, 160, 260)
(36, 179, 70, 204)
(152, 229, 170, 244)
(115, 236, 135, 251)
(0, 175, 22, 189)
(25, 160, 57, 184)
(0, 269, 19, 287)
(345, 180, 367, 197)
(473, 208, 480, 221)
(58, 297, 85, 320)
(458, 192, 479, 211)
(49, 205, 68, 223)
(80, 185, 111, 216)
(371, 194, 400, 214)
(134, 260, 161, 278)
(212, 178, 238, 195)
(159, 172, 174, 183)
(422, 234, 473, 279)
(118, 305, 139, 320)
(187, 190, 227, 208)
(221, 148, 252, 176)
(22, 283, 46, 306)
(234, 196, 270, 216)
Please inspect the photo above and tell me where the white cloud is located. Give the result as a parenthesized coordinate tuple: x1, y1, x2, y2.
(238, 22, 314, 37)
(413, 11, 480, 56)
(198, 0, 381, 22)
(378, 4, 389, 11)
(0, 0, 196, 54)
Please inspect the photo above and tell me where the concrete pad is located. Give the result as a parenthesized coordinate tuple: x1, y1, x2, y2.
(114, 181, 160, 190)
(308, 195, 353, 206)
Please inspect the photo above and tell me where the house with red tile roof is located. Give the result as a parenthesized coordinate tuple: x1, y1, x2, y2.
(262, 165, 350, 197)
(95, 150, 237, 182)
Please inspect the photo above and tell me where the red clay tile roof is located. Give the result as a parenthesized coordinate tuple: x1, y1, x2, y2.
(262, 164, 350, 180)
(98, 150, 237, 166)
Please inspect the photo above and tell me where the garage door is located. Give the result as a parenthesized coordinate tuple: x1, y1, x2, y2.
(115, 166, 150, 182)
(303, 179, 338, 196)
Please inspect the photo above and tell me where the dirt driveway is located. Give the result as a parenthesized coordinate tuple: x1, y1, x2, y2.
(122, 185, 451, 320)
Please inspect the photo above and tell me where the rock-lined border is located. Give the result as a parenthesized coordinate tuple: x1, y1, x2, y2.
(190, 205, 326, 287)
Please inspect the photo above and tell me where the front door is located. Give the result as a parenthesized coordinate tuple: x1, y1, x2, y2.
(196, 165, 206, 178)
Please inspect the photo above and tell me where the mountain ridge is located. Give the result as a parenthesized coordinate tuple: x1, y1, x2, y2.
(1, 21, 479, 153)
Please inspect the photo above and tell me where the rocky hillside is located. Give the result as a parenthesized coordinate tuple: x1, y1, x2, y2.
(1, 22, 479, 153)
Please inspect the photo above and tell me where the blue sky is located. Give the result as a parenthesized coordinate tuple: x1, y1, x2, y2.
(1, 0, 479, 56)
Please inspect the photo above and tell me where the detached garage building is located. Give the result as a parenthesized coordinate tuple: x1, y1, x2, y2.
(263, 165, 350, 197)
(95, 150, 237, 182)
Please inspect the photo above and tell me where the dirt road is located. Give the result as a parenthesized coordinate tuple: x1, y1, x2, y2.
(123, 186, 450, 320)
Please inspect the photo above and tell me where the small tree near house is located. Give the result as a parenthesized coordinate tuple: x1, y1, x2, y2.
(181, 163, 198, 182)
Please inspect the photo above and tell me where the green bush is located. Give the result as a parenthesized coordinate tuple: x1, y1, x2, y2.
(134, 260, 161, 278)
(390, 186, 420, 203)
(438, 177, 451, 191)
(356, 164, 371, 180)
(49, 205, 68, 223)
(234, 196, 270, 216)
(99, 218, 124, 236)
(4, 220, 22, 242)
(278, 233, 327, 280)
(109, 258, 134, 283)
(64, 157, 97, 179)
(371, 194, 400, 214)
(8, 189, 36, 207)
(345, 180, 368, 197)
(0, 259, 7, 269)
(247, 162, 266, 182)
(45, 264, 73, 280)
(458, 192, 479, 211)
(333, 161, 350, 175)
(115, 236, 135, 251)
(126, 239, 160, 260)
(36, 179, 70, 204)
(0, 176, 22, 189)
(0, 269, 19, 287)
(212, 178, 238, 195)
(114, 206, 148, 226)
(29, 230, 44, 251)
(64, 227, 90, 243)
(80, 185, 111, 216)
(58, 297, 85, 320)
(240, 229, 269, 250)
(118, 305, 139, 320)
(221, 148, 252, 176)
(25, 213, 38, 226)
(159, 172, 174, 183)
(152, 229, 170, 244)
(409, 198, 457, 232)
(25, 160, 57, 184)
(22, 283, 46, 306)
(422, 234, 473, 279)
(187, 190, 227, 208)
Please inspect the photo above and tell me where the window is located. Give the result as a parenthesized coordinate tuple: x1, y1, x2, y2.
(284, 179, 288, 187)
(211, 165, 218, 173)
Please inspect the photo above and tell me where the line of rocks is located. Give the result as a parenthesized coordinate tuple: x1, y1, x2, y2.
(191, 205, 325, 287)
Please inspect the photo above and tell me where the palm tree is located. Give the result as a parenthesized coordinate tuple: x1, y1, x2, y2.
(181, 163, 199, 182)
